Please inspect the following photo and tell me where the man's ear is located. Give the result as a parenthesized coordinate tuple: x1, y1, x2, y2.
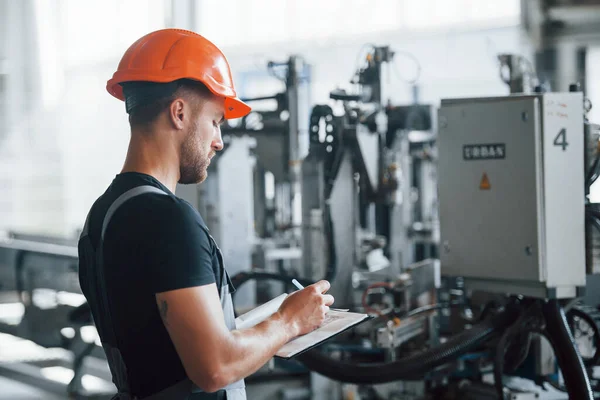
(169, 98, 186, 130)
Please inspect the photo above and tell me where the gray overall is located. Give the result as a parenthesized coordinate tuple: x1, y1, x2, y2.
(79, 185, 246, 399)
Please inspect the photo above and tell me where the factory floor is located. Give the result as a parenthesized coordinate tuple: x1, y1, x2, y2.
(0, 332, 114, 399)
(0, 376, 65, 400)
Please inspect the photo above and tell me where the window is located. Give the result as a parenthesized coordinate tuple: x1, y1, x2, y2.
(198, 0, 521, 48)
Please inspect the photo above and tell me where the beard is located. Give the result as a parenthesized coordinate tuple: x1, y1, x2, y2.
(179, 125, 210, 184)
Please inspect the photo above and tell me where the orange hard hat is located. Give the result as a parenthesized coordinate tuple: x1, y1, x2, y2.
(107, 29, 251, 119)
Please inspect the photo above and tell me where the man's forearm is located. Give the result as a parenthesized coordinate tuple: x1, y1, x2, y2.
(216, 312, 294, 386)
(156, 283, 329, 392)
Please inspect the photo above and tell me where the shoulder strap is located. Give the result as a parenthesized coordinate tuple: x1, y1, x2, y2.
(81, 185, 169, 397)
(80, 185, 169, 241)
(102, 185, 169, 240)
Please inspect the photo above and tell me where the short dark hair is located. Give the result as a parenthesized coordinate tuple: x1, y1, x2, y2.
(122, 79, 213, 128)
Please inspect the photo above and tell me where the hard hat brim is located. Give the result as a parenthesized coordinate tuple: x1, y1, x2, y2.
(224, 96, 251, 120)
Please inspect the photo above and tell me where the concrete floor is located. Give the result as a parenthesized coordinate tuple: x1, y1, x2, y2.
(0, 375, 65, 400)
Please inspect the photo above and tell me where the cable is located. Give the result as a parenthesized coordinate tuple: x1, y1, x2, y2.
(490, 300, 595, 400)
(295, 304, 519, 384)
(493, 309, 544, 399)
(542, 299, 594, 400)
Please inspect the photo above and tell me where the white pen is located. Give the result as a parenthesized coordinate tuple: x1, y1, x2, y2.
(291, 279, 349, 312)
(292, 279, 304, 291)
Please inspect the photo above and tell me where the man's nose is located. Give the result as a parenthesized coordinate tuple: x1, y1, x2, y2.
(212, 130, 224, 151)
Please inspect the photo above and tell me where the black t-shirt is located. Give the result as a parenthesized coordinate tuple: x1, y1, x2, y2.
(82, 172, 231, 398)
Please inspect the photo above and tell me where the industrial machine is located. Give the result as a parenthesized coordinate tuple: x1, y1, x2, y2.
(285, 53, 600, 400)
(225, 47, 600, 400)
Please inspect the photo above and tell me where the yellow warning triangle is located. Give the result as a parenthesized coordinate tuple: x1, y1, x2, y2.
(480, 173, 491, 190)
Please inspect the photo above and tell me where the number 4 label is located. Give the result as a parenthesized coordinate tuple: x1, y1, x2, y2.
(553, 128, 568, 151)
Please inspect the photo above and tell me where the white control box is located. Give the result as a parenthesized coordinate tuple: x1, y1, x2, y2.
(437, 93, 585, 298)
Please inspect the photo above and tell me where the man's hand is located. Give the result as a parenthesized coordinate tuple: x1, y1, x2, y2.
(276, 280, 335, 337)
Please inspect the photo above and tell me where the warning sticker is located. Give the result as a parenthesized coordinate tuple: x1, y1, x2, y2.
(480, 173, 491, 190)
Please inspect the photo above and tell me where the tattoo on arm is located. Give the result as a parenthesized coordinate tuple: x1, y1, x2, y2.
(159, 299, 169, 326)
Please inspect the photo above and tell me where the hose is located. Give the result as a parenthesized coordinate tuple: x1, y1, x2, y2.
(295, 305, 518, 384)
(493, 312, 544, 399)
(542, 299, 594, 400)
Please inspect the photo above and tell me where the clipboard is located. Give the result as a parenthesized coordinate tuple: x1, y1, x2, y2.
(274, 311, 372, 359)
(235, 295, 371, 359)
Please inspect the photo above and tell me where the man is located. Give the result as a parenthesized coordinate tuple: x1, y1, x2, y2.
(78, 29, 333, 400)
